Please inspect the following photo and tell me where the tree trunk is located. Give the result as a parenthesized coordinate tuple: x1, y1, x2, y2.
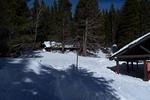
(33, 5, 42, 50)
(83, 19, 88, 56)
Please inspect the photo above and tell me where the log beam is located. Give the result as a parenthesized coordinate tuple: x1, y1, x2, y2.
(140, 45, 150, 53)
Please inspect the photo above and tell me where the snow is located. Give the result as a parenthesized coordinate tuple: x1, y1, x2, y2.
(43, 41, 62, 48)
(96, 50, 107, 58)
(27, 51, 150, 100)
(0, 50, 150, 100)
(32, 91, 38, 95)
(112, 32, 150, 57)
(65, 45, 73, 48)
(43, 41, 51, 48)
(113, 44, 118, 47)
(43, 41, 73, 48)
(25, 60, 41, 75)
(23, 77, 33, 83)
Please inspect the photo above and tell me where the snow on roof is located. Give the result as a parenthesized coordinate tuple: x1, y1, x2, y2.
(43, 41, 73, 48)
(112, 44, 117, 47)
(112, 32, 150, 57)
(43, 41, 51, 48)
(43, 41, 62, 48)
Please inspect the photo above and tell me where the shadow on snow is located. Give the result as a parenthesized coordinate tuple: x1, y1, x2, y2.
(0, 56, 119, 100)
(107, 63, 144, 80)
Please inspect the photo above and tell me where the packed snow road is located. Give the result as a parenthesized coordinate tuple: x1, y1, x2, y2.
(0, 51, 150, 100)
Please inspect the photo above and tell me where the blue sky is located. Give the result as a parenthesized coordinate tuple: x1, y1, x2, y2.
(99, 0, 125, 10)
(70, 0, 125, 11)
(29, 0, 125, 11)
(70, 0, 125, 13)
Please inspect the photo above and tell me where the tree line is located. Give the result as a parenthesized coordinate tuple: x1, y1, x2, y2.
(0, 0, 150, 56)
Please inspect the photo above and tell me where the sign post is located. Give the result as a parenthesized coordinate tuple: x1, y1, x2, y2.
(76, 42, 80, 68)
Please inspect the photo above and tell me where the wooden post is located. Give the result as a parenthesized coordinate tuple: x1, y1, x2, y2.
(116, 60, 120, 74)
(127, 61, 129, 73)
(131, 62, 134, 71)
(136, 61, 139, 70)
(144, 61, 148, 81)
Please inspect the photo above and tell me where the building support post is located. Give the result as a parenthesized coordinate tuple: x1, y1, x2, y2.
(136, 61, 139, 70)
(116, 60, 120, 74)
(127, 61, 129, 73)
(131, 62, 134, 71)
(144, 61, 148, 81)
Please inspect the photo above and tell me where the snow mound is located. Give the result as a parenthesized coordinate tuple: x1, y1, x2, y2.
(25, 60, 41, 75)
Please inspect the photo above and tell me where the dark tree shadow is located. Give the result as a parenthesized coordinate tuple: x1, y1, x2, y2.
(107, 63, 144, 80)
(20, 51, 43, 58)
(0, 57, 120, 100)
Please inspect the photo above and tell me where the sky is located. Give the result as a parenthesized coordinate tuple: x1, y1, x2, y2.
(29, 0, 125, 11)
(69, 0, 125, 11)
(99, 0, 125, 10)
(70, 0, 125, 13)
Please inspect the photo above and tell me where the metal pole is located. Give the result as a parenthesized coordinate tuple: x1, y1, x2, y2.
(76, 42, 80, 67)
(76, 50, 79, 67)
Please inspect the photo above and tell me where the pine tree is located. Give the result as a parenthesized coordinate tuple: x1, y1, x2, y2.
(0, 0, 9, 56)
(0, 0, 30, 56)
(32, 0, 41, 41)
(48, 1, 59, 40)
(109, 4, 119, 44)
(117, 0, 141, 47)
(103, 10, 112, 47)
(140, 0, 150, 34)
(57, 0, 72, 52)
(8, 0, 29, 36)
(102, 4, 119, 47)
(74, 0, 103, 55)
(37, 1, 51, 42)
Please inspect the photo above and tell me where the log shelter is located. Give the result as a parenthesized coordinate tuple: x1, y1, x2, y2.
(110, 32, 150, 80)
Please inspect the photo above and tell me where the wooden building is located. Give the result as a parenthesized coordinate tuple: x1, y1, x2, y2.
(110, 32, 150, 80)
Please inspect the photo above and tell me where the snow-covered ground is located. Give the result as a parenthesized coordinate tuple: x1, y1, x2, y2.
(0, 50, 150, 100)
